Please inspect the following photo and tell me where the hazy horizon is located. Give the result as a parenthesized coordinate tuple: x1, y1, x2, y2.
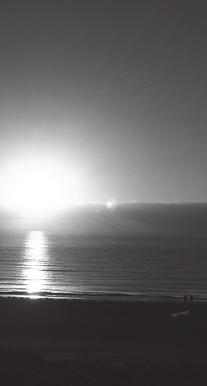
(0, 202, 206, 237)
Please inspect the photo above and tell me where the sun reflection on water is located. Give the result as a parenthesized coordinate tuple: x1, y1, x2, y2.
(22, 230, 49, 294)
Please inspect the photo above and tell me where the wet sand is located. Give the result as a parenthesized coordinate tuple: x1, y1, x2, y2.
(0, 297, 206, 385)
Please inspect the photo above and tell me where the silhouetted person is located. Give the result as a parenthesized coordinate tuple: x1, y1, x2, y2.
(184, 294, 188, 303)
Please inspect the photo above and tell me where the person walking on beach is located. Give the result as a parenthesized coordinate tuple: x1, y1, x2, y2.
(184, 294, 188, 303)
(183, 293, 194, 304)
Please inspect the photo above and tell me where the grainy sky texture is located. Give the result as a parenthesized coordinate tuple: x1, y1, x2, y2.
(0, 0, 206, 203)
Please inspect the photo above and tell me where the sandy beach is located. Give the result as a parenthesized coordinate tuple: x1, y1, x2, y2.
(0, 297, 206, 385)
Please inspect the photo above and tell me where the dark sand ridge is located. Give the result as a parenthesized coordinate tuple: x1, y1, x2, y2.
(0, 298, 206, 385)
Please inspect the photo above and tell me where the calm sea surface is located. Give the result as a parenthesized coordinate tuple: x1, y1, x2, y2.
(0, 227, 207, 301)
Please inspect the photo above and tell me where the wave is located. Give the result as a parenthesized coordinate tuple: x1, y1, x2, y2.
(0, 289, 206, 303)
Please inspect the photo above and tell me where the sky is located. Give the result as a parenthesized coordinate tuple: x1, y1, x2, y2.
(0, 0, 207, 204)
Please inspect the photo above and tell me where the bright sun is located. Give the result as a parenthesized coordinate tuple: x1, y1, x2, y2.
(0, 156, 83, 218)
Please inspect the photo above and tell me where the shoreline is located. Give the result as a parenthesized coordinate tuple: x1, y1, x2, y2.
(0, 291, 204, 303)
(0, 296, 204, 337)
(0, 296, 205, 361)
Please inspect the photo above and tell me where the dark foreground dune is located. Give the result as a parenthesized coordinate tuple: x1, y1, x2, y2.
(0, 297, 207, 385)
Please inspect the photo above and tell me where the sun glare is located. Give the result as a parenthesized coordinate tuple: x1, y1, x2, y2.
(106, 199, 117, 209)
(23, 230, 48, 294)
(0, 156, 84, 218)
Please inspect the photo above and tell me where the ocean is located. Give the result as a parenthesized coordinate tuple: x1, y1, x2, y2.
(0, 203, 207, 301)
